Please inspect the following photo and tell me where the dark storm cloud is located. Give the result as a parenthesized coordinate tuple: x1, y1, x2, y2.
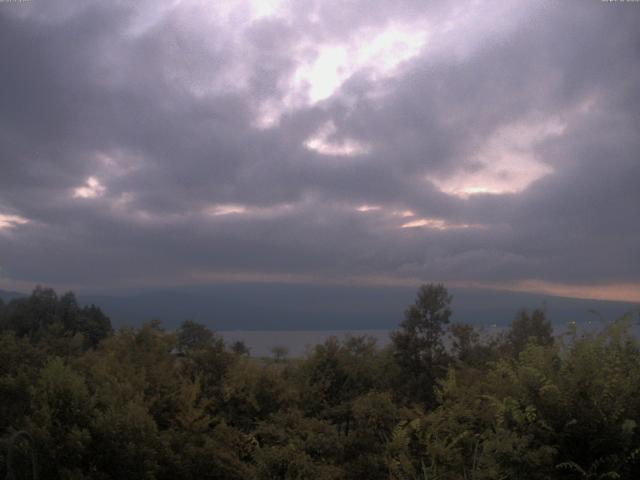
(0, 0, 638, 296)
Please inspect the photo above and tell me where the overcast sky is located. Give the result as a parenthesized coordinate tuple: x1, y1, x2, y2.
(0, 0, 639, 302)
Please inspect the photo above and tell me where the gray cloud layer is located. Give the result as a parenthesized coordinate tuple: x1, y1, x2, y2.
(0, 0, 639, 296)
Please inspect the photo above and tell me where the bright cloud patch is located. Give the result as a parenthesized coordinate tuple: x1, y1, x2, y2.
(401, 217, 479, 230)
(354, 205, 480, 231)
(248, 0, 289, 21)
(401, 218, 449, 229)
(207, 204, 248, 216)
(0, 213, 29, 230)
(355, 204, 381, 212)
(304, 122, 370, 157)
(256, 22, 428, 128)
(429, 118, 566, 197)
(298, 23, 428, 104)
(205, 203, 294, 218)
(73, 177, 106, 199)
(394, 210, 415, 218)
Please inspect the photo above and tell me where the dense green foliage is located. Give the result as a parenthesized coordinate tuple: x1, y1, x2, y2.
(1, 284, 639, 479)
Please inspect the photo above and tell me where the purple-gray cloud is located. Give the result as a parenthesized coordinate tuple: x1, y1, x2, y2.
(0, 0, 639, 299)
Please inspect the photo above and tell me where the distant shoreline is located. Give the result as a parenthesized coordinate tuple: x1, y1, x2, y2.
(217, 320, 622, 358)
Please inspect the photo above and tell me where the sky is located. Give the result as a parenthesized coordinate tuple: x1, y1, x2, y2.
(0, 0, 639, 303)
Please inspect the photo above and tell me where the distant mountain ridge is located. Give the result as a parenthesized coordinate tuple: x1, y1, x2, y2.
(78, 285, 639, 331)
(0, 289, 26, 302)
(2, 285, 637, 331)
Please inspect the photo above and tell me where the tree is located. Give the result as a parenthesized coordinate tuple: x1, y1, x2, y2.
(391, 283, 452, 406)
(231, 340, 250, 356)
(448, 322, 492, 366)
(2, 431, 38, 480)
(507, 308, 553, 356)
(449, 322, 478, 361)
(57, 291, 80, 333)
(177, 320, 215, 353)
(0, 288, 111, 350)
(271, 346, 289, 363)
(2, 287, 58, 340)
(27, 358, 94, 479)
(77, 304, 112, 348)
(0, 332, 42, 433)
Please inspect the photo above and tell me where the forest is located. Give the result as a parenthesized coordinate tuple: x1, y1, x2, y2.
(1, 284, 639, 479)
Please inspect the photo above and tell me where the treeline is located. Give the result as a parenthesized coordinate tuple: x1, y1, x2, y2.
(1, 284, 639, 479)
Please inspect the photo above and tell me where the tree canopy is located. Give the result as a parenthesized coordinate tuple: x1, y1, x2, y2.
(1, 284, 639, 479)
